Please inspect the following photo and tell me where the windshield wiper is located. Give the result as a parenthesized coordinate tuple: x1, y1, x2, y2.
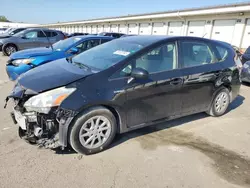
(72, 61, 91, 71)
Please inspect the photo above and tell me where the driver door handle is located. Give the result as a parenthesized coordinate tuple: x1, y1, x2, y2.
(170, 78, 183, 85)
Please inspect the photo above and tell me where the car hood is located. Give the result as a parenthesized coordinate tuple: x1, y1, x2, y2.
(17, 58, 95, 93)
(0, 34, 11, 39)
(10, 47, 54, 59)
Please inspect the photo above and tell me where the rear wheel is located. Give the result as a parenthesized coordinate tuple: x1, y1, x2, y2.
(69, 107, 117, 155)
(3, 44, 17, 56)
(206, 88, 230, 117)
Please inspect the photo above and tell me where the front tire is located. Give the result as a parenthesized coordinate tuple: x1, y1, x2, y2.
(69, 107, 117, 155)
(206, 88, 230, 117)
(3, 44, 17, 56)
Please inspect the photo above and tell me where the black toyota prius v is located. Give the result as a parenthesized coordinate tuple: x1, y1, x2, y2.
(5, 36, 241, 155)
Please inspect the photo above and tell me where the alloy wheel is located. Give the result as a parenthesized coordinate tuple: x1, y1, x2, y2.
(79, 116, 112, 149)
(214, 92, 229, 113)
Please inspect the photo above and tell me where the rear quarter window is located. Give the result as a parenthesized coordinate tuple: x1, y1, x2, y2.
(216, 46, 229, 62)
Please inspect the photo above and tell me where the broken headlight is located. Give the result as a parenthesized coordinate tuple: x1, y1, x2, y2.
(24, 86, 76, 114)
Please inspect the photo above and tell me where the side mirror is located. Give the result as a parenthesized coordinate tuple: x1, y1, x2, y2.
(21, 36, 27, 39)
(131, 67, 149, 80)
(69, 47, 79, 54)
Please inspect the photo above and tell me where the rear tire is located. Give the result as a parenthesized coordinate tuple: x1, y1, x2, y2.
(3, 44, 17, 56)
(69, 107, 117, 155)
(206, 88, 230, 117)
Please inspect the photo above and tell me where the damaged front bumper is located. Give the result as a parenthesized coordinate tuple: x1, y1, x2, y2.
(10, 101, 78, 149)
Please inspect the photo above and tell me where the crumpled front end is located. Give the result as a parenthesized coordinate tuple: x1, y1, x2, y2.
(5, 83, 78, 149)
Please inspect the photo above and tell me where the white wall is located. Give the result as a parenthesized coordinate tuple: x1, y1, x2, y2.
(44, 12, 250, 49)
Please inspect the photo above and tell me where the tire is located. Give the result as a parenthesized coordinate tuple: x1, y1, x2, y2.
(3, 44, 17, 56)
(206, 88, 230, 117)
(69, 107, 117, 155)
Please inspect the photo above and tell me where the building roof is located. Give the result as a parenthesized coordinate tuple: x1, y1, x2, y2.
(41, 2, 250, 26)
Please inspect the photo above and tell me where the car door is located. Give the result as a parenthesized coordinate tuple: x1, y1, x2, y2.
(178, 39, 223, 115)
(19, 30, 41, 49)
(111, 41, 183, 127)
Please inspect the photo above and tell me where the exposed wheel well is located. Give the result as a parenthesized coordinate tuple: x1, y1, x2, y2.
(3, 43, 18, 50)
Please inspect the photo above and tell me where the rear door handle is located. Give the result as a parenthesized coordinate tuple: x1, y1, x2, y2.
(170, 78, 183, 85)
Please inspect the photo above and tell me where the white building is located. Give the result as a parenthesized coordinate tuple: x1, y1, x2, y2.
(0, 22, 36, 28)
(39, 2, 250, 49)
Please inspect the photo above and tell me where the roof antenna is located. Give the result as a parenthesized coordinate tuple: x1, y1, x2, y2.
(40, 28, 54, 51)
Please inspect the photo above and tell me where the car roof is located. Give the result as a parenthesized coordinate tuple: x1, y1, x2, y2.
(116, 35, 228, 46)
(115, 35, 175, 46)
(70, 35, 114, 40)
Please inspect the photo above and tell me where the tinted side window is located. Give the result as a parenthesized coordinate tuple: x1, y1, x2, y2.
(51, 32, 58, 37)
(101, 39, 111, 44)
(180, 41, 215, 68)
(76, 39, 101, 53)
(25, 31, 38, 39)
(135, 43, 177, 74)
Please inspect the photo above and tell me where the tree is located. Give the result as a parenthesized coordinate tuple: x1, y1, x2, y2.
(0, 16, 10, 22)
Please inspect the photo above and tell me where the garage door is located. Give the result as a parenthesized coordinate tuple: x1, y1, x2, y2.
(104, 25, 110, 32)
(111, 24, 118, 32)
(97, 25, 103, 33)
(92, 26, 97, 34)
(119, 24, 127, 34)
(152, 22, 165, 35)
(242, 19, 250, 49)
(87, 26, 92, 33)
(168, 22, 183, 36)
(82, 26, 87, 33)
(128, 23, 138, 34)
(211, 20, 236, 43)
(187, 21, 206, 37)
(139, 23, 151, 35)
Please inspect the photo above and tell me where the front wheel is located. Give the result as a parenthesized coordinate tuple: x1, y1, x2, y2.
(206, 88, 230, 117)
(69, 107, 117, 155)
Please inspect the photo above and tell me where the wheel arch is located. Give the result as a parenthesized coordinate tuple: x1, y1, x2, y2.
(63, 104, 124, 147)
(3, 42, 19, 51)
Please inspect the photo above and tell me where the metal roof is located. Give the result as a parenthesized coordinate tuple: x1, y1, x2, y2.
(42, 2, 250, 26)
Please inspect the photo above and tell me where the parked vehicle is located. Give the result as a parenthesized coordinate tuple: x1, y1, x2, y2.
(68, 33, 89, 37)
(6, 35, 113, 80)
(0, 28, 66, 56)
(241, 46, 250, 64)
(0, 28, 7, 34)
(232, 45, 244, 57)
(120, 34, 137, 38)
(241, 61, 250, 83)
(6, 36, 241, 155)
(0, 28, 27, 38)
(98, 32, 125, 38)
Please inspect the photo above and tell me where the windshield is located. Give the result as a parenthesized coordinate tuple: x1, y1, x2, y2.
(72, 39, 144, 70)
(52, 37, 82, 51)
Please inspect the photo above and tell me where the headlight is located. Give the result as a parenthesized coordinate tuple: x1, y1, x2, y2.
(12, 58, 35, 66)
(24, 86, 76, 114)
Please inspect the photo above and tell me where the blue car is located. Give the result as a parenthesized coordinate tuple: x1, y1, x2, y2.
(6, 35, 113, 80)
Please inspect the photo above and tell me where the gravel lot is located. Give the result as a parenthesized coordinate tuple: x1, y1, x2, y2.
(0, 53, 249, 188)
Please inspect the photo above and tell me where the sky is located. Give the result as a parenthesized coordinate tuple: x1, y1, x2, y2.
(0, 0, 247, 24)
